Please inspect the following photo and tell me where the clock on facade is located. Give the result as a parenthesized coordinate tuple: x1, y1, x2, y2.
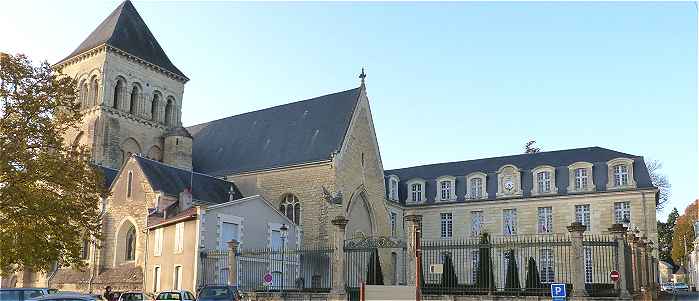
(504, 179, 515, 191)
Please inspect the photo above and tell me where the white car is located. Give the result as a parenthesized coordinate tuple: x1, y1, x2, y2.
(154, 291, 195, 301)
(118, 292, 152, 301)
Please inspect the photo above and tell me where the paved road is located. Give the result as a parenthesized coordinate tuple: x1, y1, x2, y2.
(657, 291, 699, 300)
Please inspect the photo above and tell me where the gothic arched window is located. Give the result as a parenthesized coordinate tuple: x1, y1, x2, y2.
(279, 194, 300, 225)
(164, 97, 174, 126)
(79, 80, 89, 108)
(90, 76, 99, 107)
(125, 225, 136, 261)
(129, 84, 141, 115)
(113, 78, 125, 109)
(151, 92, 161, 122)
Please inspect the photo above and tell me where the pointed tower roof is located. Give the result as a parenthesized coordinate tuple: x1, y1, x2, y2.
(58, 0, 187, 80)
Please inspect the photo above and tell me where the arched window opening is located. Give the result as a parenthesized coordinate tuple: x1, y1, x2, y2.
(125, 225, 136, 261)
(90, 76, 99, 107)
(79, 80, 89, 108)
(151, 93, 161, 121)
(164, 97, 174, 126)
(113, 78, 124, 109)
(129, 85, 140, 114)
(279, 194, 300, 225)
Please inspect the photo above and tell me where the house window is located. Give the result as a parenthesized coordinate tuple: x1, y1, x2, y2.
(471, 211, 483, 237)
(411, 183, 423, 202)
(613, 164, 629, 187)
(575, 204, 591, 231)
(584, 247, 593, 283)
(125, 226, 136, 261)
(470, 177, 483, 199)
(440, 181, 451, 200)
(279, 194, 300, 225)
(153, 266, 161, 292)
(174, 223, 184, 253)
(470, 249, 479, 284)
(537, 171, 551, 193)
(537, 207, 553, 234)
(220, 221, 240, 250)
(440, 213, 453, 238)
(614, 202, 631, 224)
(389, 178, 399, 201)
(390, 212, 397, 237)
(127, 171, 133, 198)
(173, 265, 183, 290)
(575, 168, 588, 190)
(503, 209, 517, 236)
(154, 228, 163, 256)
(540, 248, 555, 283)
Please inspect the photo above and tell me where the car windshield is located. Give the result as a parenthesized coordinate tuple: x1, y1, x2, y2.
(198, 288, 232, 299)
(0, 291, 22, 301)
(156, 293, 180, 301)
(120, 294, 142, 301)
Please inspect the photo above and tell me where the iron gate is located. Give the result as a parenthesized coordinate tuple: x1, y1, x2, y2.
(344, 236, 407, 300)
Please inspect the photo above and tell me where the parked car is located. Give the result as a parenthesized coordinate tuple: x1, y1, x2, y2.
(117, 292, 152, 301)
(660, 282, 674, 291)
(673, 282, 689, 292)
(155, 291, 195, 301)
(0, 288, 58, 301)
(196, 286, 240, 301)
(30, 293, 99, 301)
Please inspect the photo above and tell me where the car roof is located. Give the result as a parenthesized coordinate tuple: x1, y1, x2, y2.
(32, 294, 95, 301)
(0, 288, 50, 291)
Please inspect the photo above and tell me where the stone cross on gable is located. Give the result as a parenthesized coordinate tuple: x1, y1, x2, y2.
(359, 68, 367, 84)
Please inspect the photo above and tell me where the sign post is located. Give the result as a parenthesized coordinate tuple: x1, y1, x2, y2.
(550, 283, 566, 301)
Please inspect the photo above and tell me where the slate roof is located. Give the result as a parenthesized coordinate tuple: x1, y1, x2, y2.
(384, 146, 655, 205)
(133, 156, 243, 204)
(187, 87, 362, 176)
(57, 0, 187, 79)
(95, 164, 119, 189)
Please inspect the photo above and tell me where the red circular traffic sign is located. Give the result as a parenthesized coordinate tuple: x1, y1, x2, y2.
(610, 270, 620, 282)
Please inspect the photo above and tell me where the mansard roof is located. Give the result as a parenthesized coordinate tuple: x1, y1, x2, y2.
(187, 87, 362, 176)
(58, 0, 187, 79)
(385, 146, 655, 204)
(133, 156, 243, 204)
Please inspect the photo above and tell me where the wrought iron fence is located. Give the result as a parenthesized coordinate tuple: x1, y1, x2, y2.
(237, 245, 333, 293)
(198, 250, 229, 288)
(419, 234, 617, 297)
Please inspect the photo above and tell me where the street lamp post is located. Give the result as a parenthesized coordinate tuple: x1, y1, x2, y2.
(279, 224, 289, 295)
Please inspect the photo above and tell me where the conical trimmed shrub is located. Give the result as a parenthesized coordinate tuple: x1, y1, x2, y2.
(525, 257, 542, 290)
(476, 233, 495, 291)
(505, 249, 521, 290)
(441, 253, 458, 287)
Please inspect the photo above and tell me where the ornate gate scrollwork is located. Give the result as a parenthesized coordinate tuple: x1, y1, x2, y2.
(344, 236, 407, 250)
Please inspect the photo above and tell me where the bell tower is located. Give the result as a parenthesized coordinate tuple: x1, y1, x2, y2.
(54, 0, 189, 169)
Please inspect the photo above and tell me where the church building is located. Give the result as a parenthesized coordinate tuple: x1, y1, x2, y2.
(4, 0, 657, 293)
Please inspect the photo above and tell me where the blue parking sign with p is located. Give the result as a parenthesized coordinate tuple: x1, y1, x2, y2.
(550, 283, 566, 300)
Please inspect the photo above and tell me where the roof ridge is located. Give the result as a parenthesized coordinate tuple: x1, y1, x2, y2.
(186, 86, 361, 129)
(134, 155, 232, 184)
(385, 146, 638, 173)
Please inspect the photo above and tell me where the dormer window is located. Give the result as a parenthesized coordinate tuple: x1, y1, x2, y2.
(436, 176, 456, 201)
(388, 175, 400, 201)
(531, 166, 557, 196)
(497, 165, 522, 198)
(406, 179, 426, 203)
(568, 162, 594, 193)
(466, 172, 487, 200)
(613, 165, 628, 186)
(606, 158, 636, 190)
(537, 171, 551, 192)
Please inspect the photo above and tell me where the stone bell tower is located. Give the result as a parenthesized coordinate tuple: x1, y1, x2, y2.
(54, 0, 190, 170)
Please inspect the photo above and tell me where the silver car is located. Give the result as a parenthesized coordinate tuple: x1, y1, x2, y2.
(30, 293, 99, 301)
(0, 288, 58, 301)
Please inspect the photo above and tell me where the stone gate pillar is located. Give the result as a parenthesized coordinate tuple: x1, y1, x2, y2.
(404, 214, 422, 287)
(330, 216, 348, 301)
(227, 240, 239, 286)
(638, 237, 648, 292)
(567, 222, 588, 297)
(609, 224, 632, 300)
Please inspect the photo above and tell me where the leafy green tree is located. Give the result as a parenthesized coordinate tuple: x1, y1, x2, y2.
(365, 248, 384, 285)
(658, 208, 679, 267)
(524, 257, 542, 290)
(476, 233, 495, 291)
(440, 252, 458, 287)
(0, 53, 105, 274)
(504, 249, 521, 291)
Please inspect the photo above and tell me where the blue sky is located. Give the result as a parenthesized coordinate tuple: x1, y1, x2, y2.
(1, 1, 696, 220)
